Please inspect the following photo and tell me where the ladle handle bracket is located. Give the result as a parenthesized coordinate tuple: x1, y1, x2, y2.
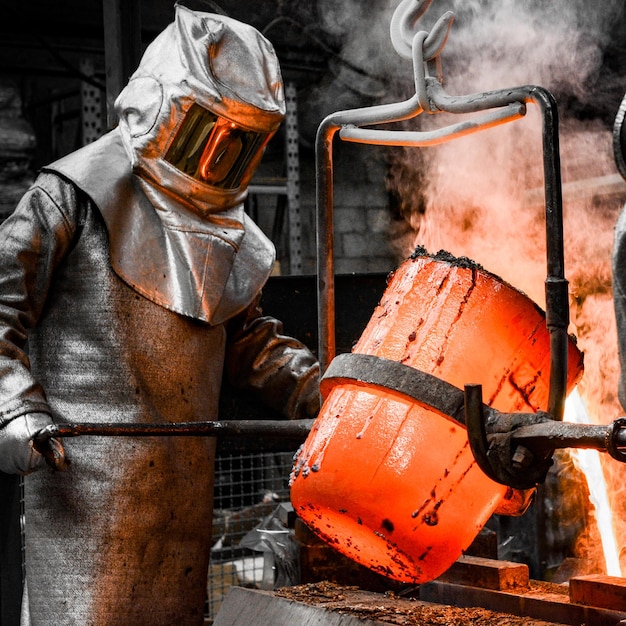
(465, 384, 555, 490)
(464, 384, 626, 490)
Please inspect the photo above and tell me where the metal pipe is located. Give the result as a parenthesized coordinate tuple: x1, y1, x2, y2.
(316, 0, 569, 423)
(33, 419, 314, 472)
(511, 421, 626, 455)
(316, 95, 425, 371)
(34, 419, 314, 444)
(339, 102, 526, 147)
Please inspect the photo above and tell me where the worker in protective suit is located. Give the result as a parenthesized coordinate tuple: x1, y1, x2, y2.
(0, 6, 319, 626)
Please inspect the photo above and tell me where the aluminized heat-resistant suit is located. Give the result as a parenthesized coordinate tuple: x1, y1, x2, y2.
(0, 7, 319, 625)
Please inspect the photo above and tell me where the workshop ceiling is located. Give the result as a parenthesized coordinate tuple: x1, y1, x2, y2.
(0, 0, 365, 164)
(0, 0, 336, 83)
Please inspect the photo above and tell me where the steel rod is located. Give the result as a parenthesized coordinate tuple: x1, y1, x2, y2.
(34, 419, 314, 445)
(512, 421, 626, 454)
(339, 103, 525, 146)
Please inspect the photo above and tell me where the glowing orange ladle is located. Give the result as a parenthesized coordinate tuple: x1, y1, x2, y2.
(290, 250, 583, 583)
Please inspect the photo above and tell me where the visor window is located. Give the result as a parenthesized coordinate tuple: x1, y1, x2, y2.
(165, 105, 218, 177)
(165, 103, 272, 190)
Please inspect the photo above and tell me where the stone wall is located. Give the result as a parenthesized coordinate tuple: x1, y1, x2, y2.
(0, 82, 35, 221)
(249, 136, 399, 277)
(298, 140, 398, 276)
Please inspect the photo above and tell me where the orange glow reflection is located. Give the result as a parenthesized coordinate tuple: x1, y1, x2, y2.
(565, 389, 622, 576)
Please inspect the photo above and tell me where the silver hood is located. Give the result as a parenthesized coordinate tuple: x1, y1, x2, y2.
(115, 4, 286, 211)
(46, 7, 286, 324)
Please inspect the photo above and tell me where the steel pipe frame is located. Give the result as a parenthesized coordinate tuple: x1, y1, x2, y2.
(315, 3, 569, 425)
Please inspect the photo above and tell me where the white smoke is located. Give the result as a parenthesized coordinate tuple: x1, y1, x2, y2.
(443, 0, 614, 92)
(309, 0, 626, 425)
(382, 0, 623, 294)
(375, 0, 626, 573)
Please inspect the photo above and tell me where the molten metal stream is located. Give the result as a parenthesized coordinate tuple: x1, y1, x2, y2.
(290, 251, 583, 583)
(565, 389, 623, 576)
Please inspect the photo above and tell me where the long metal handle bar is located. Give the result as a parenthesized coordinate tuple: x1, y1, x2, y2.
(511, 420, 626, 457)
(33, 420, 315, 472)
(34, 419, 314, 445)
(465, 384, 626, 489)
(316, 4, 568, 421)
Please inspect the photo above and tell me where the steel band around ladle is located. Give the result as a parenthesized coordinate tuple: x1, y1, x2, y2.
(319, 352, 471, 426)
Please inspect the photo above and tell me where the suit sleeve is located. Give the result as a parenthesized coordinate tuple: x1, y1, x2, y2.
(0, 173, 78, 426)
(224, 293, 320, 420)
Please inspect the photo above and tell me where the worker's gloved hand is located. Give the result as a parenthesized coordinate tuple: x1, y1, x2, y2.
(0, 413, 63, 474)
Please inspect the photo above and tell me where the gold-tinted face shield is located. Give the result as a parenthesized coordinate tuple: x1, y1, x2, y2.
(165, 103, 273, 189)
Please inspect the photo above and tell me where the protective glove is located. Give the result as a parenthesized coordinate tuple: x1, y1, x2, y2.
(0, 413, 64, 474)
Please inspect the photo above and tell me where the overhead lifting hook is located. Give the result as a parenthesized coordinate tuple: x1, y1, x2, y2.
(389, 0, 455, 62)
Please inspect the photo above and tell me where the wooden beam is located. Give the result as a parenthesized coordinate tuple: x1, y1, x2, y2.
(436, 555, 530, 592)
(569, 574, 626, 612)
(102, 0, 142, 129)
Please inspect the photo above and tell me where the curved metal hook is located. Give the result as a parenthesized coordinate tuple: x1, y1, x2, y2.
(390, 0, 432, 58)
(390, 0, 455, 61)
(464, 384, 555, 490)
